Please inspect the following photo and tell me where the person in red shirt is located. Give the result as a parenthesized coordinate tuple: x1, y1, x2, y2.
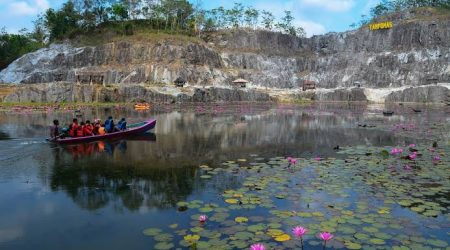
(76, 122, 85, 137)
(83, 120, 94, 136)
(69, 118, 79, 137)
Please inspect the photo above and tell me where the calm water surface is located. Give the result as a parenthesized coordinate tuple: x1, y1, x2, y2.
(0, 103, 448, 249)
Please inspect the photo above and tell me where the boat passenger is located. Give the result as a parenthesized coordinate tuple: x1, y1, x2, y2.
(105, 116, 115, 133)
(117, 118, 127, 131)
(83, 120, 94, 136)
(69, 118, 79, 137)
(77, 122, 85, 137)
(98, 124, 106, 135)
(49, 119, 60, 139)
(93, 119, 101, 135)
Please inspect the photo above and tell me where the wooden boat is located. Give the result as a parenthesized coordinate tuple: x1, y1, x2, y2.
(410, 107, 422, 113)
(382, 111, 394, 116)
(134, 103, 151, 110)
(50, 119, 156, 144)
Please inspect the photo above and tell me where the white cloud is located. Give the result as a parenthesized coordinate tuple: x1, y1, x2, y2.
(300, 0, 355, 12)
(294, 20, 326, 37)
(7, 0, 49, 16)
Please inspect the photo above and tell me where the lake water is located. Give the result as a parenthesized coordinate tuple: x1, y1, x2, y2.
(0, 103, 448, 250)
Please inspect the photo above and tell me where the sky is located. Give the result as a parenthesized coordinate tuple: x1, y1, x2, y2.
(0, 0, 382, 37)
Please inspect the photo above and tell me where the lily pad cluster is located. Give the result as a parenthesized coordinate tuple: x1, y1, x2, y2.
(143, 143, 448, 249)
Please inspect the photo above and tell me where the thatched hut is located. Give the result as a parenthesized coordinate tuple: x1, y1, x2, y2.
(232, 78, 249, 88)
(174, 77, 186, 87)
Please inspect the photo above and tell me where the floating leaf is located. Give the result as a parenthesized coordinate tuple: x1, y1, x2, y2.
(154, 242, 174, 250)
(234, 217, 248, 223)
(274, 233, 291, 242)
(369, 238, 385, 245)
(225, 199, 239, 204)
(345, 241, 362, 249)
(142, 228, 162, 236)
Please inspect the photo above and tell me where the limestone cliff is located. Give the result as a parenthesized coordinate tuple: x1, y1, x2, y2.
(1, 8, 449, 103)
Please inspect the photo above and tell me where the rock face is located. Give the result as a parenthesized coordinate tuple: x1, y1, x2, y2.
(1, 9, 449, 103)
(3, 83, 272, 103)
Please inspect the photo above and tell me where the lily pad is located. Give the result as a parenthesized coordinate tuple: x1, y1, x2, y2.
(143, 228, 162, 236)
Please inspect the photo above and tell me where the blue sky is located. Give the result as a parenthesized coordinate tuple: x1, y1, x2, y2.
(0, 0, 381, 37)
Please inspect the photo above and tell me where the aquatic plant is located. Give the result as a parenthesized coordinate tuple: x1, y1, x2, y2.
(319, 231, 334, 248)
(292, 226, 307, 249)
(198, 215, 207, 223)
(319, 231, 333, 241)
(408, 151, 417, 160)
(292, 226, 307, 238)
(249, 243, 265, 250)
(390, 148, 403, 155)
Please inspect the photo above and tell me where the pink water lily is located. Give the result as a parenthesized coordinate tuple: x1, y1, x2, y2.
(250, 243, 265, 250)
(408, 152, 417, 160)
(292, 226, 307, 238)
(198, 215, 207, 223)
(314, 156, 322, 161)
(408, 144, 416, 147)
(319, 232, 334, 241)
(433, 155, 441, 161)
(391, 148, 403, 155)
(290, 158, 298, 165)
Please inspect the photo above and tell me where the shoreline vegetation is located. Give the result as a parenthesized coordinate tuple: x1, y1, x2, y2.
(1, 0, 450, 71)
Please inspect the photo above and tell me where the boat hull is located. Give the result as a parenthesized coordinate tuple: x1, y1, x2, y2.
(54, 119, 156, 144)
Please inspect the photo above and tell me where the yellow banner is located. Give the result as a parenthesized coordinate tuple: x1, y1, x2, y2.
(369, 21, 393, 30)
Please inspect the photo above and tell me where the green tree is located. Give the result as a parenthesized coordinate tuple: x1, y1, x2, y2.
(111, 3, 129, 21)
(244, 7, 259, 29)
(44, 1, 82, 41)
(0, 28, 43, 70)
(261, 10, 275, 30)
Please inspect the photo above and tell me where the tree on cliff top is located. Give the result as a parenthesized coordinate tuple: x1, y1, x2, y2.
(0, 28, 43, 69)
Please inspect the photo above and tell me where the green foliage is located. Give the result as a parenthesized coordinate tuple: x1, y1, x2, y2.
(111, 3, 129, 21)
(0, 28, 43, 69)
(352, 0, 450, 28)
(44, 1, 82, 41)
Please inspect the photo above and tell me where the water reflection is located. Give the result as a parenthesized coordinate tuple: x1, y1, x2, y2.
(48, 133, 203, 211)
(0, 103, 448, 250)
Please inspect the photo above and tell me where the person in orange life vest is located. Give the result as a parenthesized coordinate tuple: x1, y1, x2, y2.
(76, 122, 85, 137)
(69, 118, 79, 137)
(93, 119, 101, 135)
(98, 124, 106, 135)
(83, 120, 94, 136)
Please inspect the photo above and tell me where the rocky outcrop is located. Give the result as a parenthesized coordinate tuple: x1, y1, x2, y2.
(1, 9, 449, 103)
(385, 85, 450, 103)
(3, 83, 272, 103)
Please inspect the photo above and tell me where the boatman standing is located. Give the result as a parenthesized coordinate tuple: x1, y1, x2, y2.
(49, 119, 60, 139)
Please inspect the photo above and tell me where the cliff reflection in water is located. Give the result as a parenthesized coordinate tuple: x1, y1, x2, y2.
(50, 134, 201, 211)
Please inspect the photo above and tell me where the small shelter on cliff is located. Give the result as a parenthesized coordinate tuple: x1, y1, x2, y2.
(302, 80, 316, 91)
(233, 78, 249, 88)
(174, 77, 186, 87)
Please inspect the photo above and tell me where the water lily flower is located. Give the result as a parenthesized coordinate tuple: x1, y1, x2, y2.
(292, 226, 307, 238)
(319, 232, 334, 241)
(290, 158, 298, 165)
(250, 243, 265, 250)
(314, 156, 322, 161)
(390, 148, 403, 155)
(408, 152, 417, 160)
(409, 144, 416, 147)
(433, 155, 441, 161)
(198, 215, 207, 223)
